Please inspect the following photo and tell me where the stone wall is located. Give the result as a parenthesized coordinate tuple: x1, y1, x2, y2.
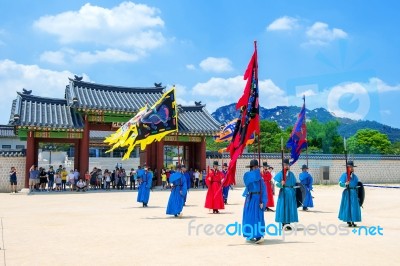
(209, 153, 400, 187)
(0, 157, 26, 193)
(2, 153, 400, 192)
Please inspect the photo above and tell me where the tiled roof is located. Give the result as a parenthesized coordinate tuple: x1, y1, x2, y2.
(0, 125, 16, 137)
(8, 79, 221, 135)
(90, 131, 114, 139)
(65, 79, 165, 112)
(10, 92, 84, 129)
(177, 105, 221, 135)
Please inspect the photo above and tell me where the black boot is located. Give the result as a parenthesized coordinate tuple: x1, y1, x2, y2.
(347, 222, 352, 227)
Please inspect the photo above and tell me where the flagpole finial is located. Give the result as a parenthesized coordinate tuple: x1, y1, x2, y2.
(254, 40, 257, 49)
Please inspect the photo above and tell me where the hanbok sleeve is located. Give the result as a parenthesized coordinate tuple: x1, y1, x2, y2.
(181, 175, 188, 196)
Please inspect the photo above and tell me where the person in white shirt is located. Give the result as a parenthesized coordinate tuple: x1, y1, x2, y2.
(68, 170, 75, 191)
(76, 178, 87, 192)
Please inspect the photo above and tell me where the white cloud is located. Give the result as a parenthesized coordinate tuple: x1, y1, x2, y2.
(327, 82, 370, 120)
(34, 2, 166, 64)
(192, 76, 287, 112)
(199, 57, 233, 73)
(267, 16, 299, 31)
(0, 59, 89, 124)
(186, 64, 196, 70)
(305, 22, 347, 45)
(369, 77, 400, 93)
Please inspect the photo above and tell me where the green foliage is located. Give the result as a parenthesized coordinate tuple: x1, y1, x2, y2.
(307, 119, 343, 153)
(207, 118, 396, 155)
(347, 129, 391, 154)
(389, 141, 400, 155)
(248, 121, 290, 153)
(206, 136, 227, 152)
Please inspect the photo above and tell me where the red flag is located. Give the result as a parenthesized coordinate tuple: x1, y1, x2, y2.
(225, 41, 260, 185)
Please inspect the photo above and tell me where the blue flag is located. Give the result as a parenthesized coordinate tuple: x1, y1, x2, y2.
(286, 98, 307, 165)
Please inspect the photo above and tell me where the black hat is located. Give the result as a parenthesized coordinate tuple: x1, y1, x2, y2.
(246, 159, 259, 168)
(283, 158, 290, 165)
(262, 162, 270, 168)
(181, 165, 186, 169)
(213, 161, 220, 166)
(223, 163, 228, 167)
(346, 161, 357, 167)
(301, 164, 308, 169)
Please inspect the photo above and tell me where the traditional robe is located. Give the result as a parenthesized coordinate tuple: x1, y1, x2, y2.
(338, 173, 362, 222)
(299, 171, 314, 208)
(204, 169, 225, 210)
(274, 170, 299, 223)
(137, 171, 152, 204)
(242, 169, 267, 239)
(166, 172, 188, 216)
(222, 169, 230, 201)
(261, 169, 275, 207)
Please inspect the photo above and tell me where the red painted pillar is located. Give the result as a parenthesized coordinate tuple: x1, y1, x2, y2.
(79, 116, 89, 175)
(156, 140, 164, 185)
(200, 136, 206, 172)
(25, 131, 35, 188)
(74, 140, 80, 172)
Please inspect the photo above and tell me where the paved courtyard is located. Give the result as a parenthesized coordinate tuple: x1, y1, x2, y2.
(0, 185, 399, 266)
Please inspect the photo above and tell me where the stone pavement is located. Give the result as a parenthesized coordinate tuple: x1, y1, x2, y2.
(0, 185, 399, 266)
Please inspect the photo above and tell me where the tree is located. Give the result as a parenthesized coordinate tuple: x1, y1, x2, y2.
(307, 119, 343, 153)
(347, 129, 391, 154)
(206, 136, 227, 152)
(389, 141, 400, 155)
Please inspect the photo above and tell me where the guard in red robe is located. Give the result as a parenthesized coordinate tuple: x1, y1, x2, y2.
(204, 161, 225, 214)
(261, 162, 275, 212)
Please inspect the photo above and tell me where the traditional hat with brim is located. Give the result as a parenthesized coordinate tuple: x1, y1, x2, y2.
(246, 159, 259, 168)
(262, 162, 271, 168)
(301, 164, 308, 170)
(223, 163, 228, 167)
(213, 161, 220, 166)
(283, 158, 290, 165)
(346, 161, 357, 167)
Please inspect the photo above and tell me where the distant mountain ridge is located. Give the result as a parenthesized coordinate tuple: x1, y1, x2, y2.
(211, 103, 400, 142)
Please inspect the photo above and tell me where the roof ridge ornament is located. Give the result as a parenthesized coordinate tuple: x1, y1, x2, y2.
(22, 88, 32, 95)
(74, 75, 83, 81)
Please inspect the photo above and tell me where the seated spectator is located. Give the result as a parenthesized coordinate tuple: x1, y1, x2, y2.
(76, 178, 87, 192)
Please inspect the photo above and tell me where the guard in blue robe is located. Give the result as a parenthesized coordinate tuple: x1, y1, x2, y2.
(137, 167, 153, 207)
(222, 163, 230, 204)
(242, 159, 267, 244)
(299, 164, 314, 211)
(274, 159, 298, 230)
(338, 161, 361, 227)
(166, 166, 188, 217)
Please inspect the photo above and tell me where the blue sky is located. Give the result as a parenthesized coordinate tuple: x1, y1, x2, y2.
(1, 0, 400, 128)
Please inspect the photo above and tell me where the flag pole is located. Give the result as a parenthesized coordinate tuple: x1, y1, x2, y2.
(304, 95, 309, 167)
